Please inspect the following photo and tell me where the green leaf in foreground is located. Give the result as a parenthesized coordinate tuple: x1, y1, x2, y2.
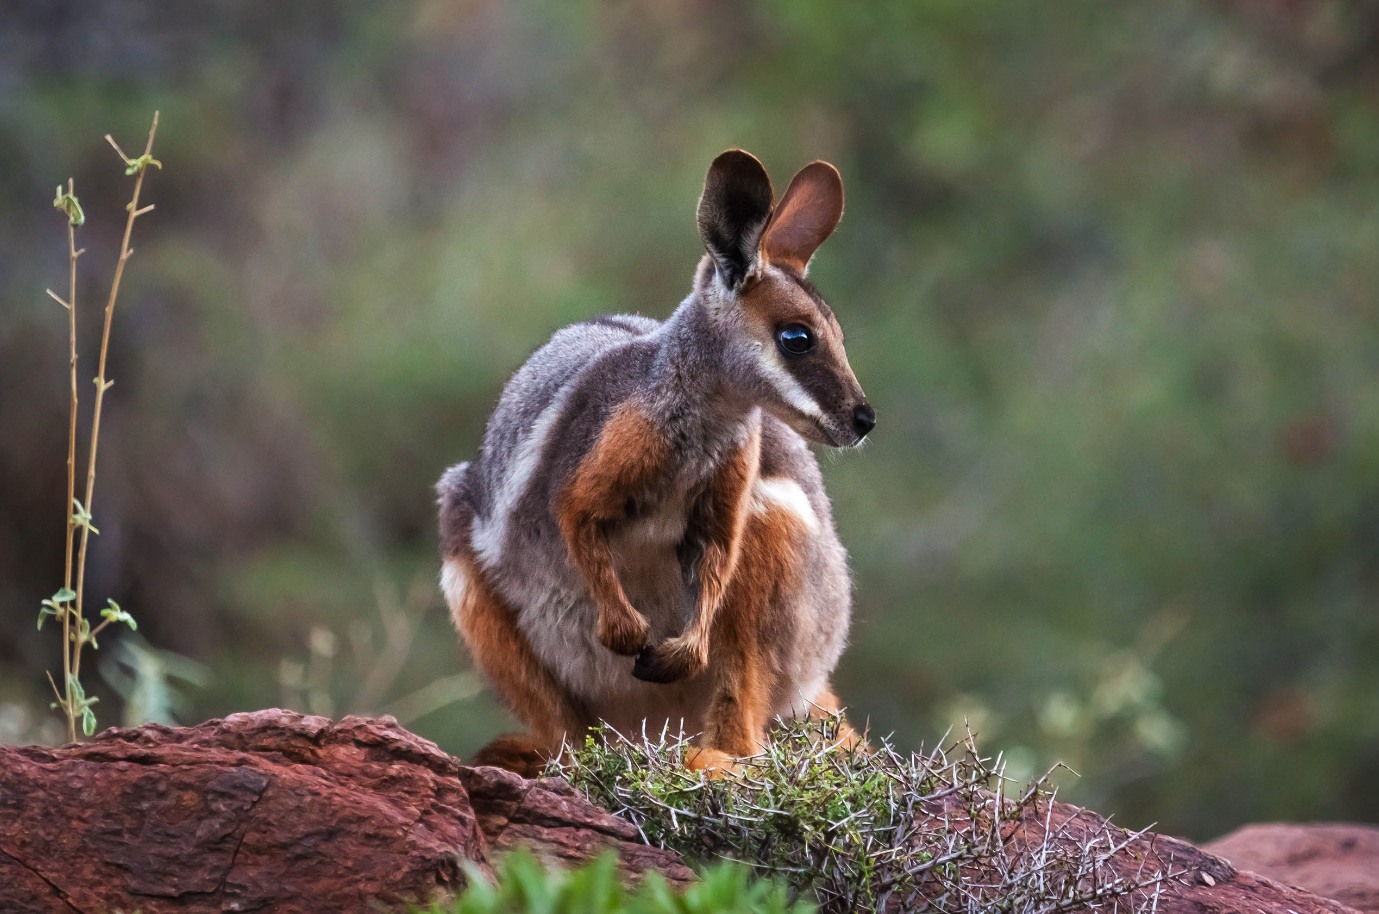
(415, 849, 809, 914)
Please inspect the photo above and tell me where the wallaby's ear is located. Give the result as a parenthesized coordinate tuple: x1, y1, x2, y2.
(697, 149, 774, 290)
(761, 161, 843, 275)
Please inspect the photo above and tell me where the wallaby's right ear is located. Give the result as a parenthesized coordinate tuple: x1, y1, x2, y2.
(697, 150, 774, 290)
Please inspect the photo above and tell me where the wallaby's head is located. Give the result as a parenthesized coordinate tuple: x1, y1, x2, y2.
(695, 149, 875, 448)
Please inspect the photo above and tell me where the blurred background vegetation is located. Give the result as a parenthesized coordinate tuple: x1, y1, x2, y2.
(3, 0, 1378, 840)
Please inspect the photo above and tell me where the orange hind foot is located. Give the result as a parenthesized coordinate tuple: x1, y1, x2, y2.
(685, 746, 743, 779)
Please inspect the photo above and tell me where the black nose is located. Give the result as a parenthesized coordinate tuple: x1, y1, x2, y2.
(852, 403, 876, 438)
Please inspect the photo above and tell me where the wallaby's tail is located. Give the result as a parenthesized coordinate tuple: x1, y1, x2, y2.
(437, 461, 472, 559)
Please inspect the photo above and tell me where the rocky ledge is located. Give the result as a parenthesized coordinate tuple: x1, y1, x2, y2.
(0, 709, 1372, 913)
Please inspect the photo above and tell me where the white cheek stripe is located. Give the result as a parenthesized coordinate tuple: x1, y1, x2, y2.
(753, 476, 820, 533)
(470, 381, 580, 569)
(755, 343, 823, 420)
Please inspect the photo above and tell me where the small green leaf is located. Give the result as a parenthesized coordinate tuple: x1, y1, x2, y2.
(52, 185, 85, 227)
(66, 676, 98, 736)
(123, 153, 163, 176)
(75, 616, 93, 649)
(72, 499, 99, 535)
(100, 599, 137, 631)
(52, 587, 77, 604)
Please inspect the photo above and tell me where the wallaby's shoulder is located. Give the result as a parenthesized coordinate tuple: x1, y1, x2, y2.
(480, 311, 662, 457)
(498, 311, 662, 409)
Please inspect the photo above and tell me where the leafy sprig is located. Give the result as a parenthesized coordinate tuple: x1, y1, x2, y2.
(40, 112, 161, 742)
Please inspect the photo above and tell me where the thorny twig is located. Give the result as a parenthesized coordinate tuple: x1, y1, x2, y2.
(559, 718, 1183, 913)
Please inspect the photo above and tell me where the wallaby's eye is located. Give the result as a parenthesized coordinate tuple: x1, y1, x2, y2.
(776, 323, 815, 356)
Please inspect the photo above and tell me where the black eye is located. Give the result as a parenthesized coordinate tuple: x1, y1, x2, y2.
(776, 323, 814, 356)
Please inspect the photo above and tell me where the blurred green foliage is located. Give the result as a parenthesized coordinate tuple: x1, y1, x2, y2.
(416, 851, 810, 914)
(2, 0, 1378, 840)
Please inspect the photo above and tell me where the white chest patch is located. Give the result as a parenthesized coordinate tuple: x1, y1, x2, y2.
(753, 477, 819, 532)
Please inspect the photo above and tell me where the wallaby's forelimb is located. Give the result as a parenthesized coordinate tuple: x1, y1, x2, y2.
(558, 404, 671, 656)
(634, 420, 762, 683)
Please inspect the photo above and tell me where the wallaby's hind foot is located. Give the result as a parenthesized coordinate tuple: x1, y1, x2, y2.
(808, 686, 867, 753)
(685, 746, 742, 779)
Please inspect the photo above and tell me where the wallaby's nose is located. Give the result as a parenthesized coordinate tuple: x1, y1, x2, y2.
(852, 403, 876, 439)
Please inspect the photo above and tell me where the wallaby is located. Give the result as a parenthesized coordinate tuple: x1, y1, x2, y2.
(437, 149, 874, 774)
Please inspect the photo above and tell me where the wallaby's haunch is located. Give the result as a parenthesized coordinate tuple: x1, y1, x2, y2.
(437, 150, 874, 774)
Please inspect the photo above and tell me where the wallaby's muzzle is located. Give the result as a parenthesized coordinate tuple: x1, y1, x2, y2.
(852, 402, 876, 441)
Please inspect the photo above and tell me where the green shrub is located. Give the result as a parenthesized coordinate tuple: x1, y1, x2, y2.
(417, 850, 811, 914)
(558, 717, 1172, 913)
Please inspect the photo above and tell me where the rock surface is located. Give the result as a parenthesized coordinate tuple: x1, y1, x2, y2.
(1205, 823, 1379, 913)
(0, 709, 1366, 914)
(0, 710, 688, 913)
(984, 796, 1361, 914)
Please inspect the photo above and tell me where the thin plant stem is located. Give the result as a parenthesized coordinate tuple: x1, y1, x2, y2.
(70, 111, 160, 718)
(61, 178, 82, 743)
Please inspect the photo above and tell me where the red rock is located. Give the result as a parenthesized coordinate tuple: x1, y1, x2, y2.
(0, 710, 1361, 914)
(1206, 823, 1379, 913)
(460, 765, 694, 885)
(984, 799, 1361, 914)
(0, 710, 688, 913)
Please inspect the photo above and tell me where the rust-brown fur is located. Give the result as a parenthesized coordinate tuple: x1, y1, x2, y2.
(449, 548, 592, 759)
(458, 410, 832, 773)
(703, 478, 812, 756)
(466, 411, 845, 774)
(556, 404, 672, 656)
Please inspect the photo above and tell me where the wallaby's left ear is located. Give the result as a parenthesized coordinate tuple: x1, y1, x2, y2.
(698, 149, 775, 290)
(761, 161, 844, 275)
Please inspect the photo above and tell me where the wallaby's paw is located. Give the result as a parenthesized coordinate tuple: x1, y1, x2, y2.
(685, 747, 739, 778)
(632, 636, 707, 683)
(598, 607, 650, 656)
